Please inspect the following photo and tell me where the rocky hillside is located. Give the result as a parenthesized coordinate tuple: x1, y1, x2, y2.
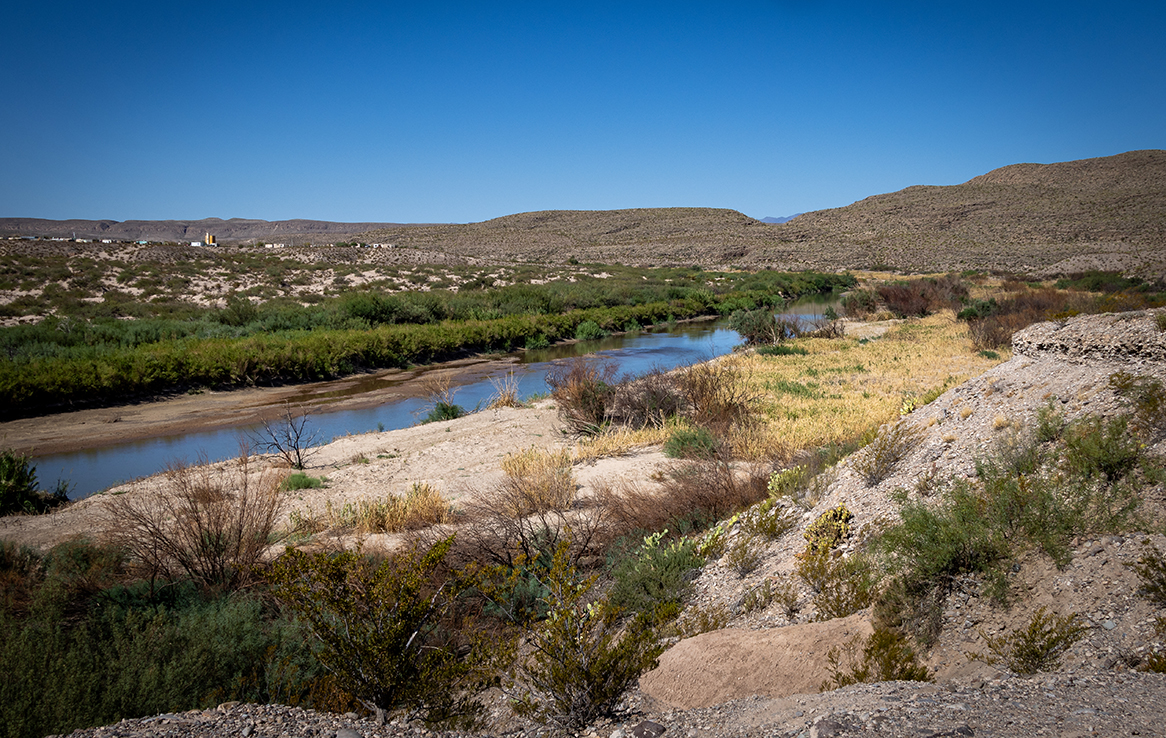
(7, 151, 1162, 277)
(751, 150, 1166, 277)
(357, 150, 1166, 276)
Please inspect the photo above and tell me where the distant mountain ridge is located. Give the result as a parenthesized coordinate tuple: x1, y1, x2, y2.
(759, 214, 802, 224)
(0, 217, 413, 244)
(4, 150, 1162, 277)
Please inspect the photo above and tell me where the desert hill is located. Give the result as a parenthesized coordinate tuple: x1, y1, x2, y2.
(4, 150, 1163, 277)
(357, 150, 1166, 276)
(755, 149, 1166, 276)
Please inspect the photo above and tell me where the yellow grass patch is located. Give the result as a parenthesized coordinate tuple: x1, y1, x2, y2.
(307, 481, 452, 534)
(572, 425, 670, 463)
(738, 311, 1006, 460)
(500, 446, 576, 514)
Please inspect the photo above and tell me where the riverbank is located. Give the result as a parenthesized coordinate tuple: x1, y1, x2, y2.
(0, 355, 522, 457)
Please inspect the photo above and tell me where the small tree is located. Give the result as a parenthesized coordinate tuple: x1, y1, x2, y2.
(509, 543, 668, 730)
(249, 402, 320, 470)
(266, 537, 507, 726)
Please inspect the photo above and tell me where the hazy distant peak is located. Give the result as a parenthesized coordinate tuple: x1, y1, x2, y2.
(759, 214, 803, 224)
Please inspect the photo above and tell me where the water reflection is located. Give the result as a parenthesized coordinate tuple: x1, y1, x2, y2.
(38, 321, 742, 499)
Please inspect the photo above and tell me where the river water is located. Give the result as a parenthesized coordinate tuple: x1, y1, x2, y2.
(34, 298, 841, 499)
(37, 321, 740, 499)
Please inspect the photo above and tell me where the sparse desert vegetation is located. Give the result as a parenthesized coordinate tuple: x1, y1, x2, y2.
(3, 166, 1166, 738)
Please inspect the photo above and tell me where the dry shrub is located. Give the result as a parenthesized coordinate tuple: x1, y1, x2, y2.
(572, 426, 669, 464)
(487, 372, 523, 409)
(444, 459, 602, 570)
(608, 367, 684, 429)
(546, 359, 618, 435)
(876, 276, 967, 319)
(500, 448, 575, 516)
(674, 359, 757, 434)
(877, 284, 932, 318)
(104, 449, 284, 588)
(355, 483, 451, 533)
(597, 459, 770, 540)
(964, 286, 1098, 350)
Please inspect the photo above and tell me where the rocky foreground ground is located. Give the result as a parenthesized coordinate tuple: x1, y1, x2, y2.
(47, 308, 1166, 738)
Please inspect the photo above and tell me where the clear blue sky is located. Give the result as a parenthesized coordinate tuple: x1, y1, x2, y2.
(3, 1, 1163, 224)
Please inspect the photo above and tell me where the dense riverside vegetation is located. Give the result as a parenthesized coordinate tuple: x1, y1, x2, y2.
(0, 267, 854, 416)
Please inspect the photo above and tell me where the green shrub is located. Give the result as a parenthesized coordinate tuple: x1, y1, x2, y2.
(663, 426, 719, 459)
(1063, 415, 1140, 482)
(957, 298, 998, 321)
(574, 320, 607, 340)
(423, 401, 466, 424)
(970, 607, 1089, 674)
(804, 505, 853, 554)
(1, 553, 327, 738)
(1109, 371, 1166, 440)
(725, 533, 764, 578)
(511, 544, 667, 730)
(841, 289, 878, 318)
(1156, 313, 1166, 332)
(524, 333, 551, 350)
(266, 537, 505, 726)
(756, 344, 808, 356)
(1, 450, 43, 516)
(767, 465, 810, 500)
(854, 422, 922, 486)
(729, 307, 800, 345)
(1127, 544, 1166, 607)
(1036, 400, 1065, 442)
(740, 498, 797, 541)
(607, 531, 703, 616)
(218, 292, 259, 327)
(822, 628, 931, 690)
(282, 473, 325, 491)
(796, 550, 878, 621)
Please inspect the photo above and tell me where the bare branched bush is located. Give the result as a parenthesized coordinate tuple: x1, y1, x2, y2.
(104, 449, 285, 589)
(608, 368, 683, 429)
(597, 459, 770, 541)
(249, 402, 321, 470)
(674, 360, 757, 434)
(443, 475, 607, 571)
(546, 359, 618, 435)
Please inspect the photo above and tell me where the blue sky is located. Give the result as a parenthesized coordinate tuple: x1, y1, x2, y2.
(3, 1, 1163, 224)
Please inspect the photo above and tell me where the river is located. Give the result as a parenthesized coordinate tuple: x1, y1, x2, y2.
(30, 298, 841, 499)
